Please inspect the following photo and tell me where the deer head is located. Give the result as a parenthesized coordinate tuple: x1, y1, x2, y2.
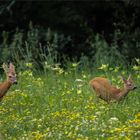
(120, 75, 137, 91)
(2, 63, 17, 84)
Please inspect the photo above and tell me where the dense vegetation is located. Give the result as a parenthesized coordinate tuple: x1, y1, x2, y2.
(0, 1, 140, 67)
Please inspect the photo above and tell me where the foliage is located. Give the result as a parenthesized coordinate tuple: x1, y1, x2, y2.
(0, 23, 72, 70)
(0, 24, 140, 70)
(0, 1, 140, 67)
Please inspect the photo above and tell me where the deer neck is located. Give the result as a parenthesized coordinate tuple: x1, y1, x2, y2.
(0, 80, 12, 98)
(117, 87, 129, 100)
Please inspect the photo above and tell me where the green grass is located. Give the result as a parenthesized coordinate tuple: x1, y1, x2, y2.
(0, 66, 140, 140)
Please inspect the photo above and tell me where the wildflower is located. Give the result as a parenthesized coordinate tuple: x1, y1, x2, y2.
(98, 64, 108, 70)
(82, 75, 87, 78)
(77, 90, 82, 94)
(108, 117, 119, 124)
(75, 79, 83, 82)
(115, 128, 122, 132)
(20, 92, 28, 98)
(20, 70, 33, 77)
(76, 137, 89, 140)
(32, 131, 45, 140)
(135, 112, 140, 119)
(109, 117, 119, 121)
(44, 61, 51, 69)
(72, 63, 79, 68)
(132, 65, 139, 71)
(72, 63, 78, 67)
(58, 68, 64, 74)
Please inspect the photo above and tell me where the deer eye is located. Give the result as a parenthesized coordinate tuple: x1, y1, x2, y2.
(9, 76, 12, 78)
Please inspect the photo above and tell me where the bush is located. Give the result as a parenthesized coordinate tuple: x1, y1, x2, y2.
(0, 23, 140, 71)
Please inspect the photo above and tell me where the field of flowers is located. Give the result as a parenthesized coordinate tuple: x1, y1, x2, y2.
(0, 62, 140, 140)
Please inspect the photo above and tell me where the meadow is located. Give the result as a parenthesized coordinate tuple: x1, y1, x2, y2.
(0, 62, 140, 140)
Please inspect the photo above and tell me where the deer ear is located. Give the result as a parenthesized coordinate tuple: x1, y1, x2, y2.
(2, 63, 8, 73)
(9, 63, 15, 71)
(119, 75, 127, 83)
(127, 74, 131, 81)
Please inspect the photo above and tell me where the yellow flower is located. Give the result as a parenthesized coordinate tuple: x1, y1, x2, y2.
(77, 90, 82, 94)
(98, 64, 108, 70)
(76, 138, 89, 140)
(115, 128, 122, 132)
(59, 68, 64, 74)
(32, 131, 45, 140)
(136, 112, 140, 118)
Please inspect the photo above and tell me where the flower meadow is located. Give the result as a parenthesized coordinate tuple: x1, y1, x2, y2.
(0, 62, 140, 140)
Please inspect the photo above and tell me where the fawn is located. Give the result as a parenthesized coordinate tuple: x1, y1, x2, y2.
(0, 63, 17, 100)
(89, 75, 137, 102)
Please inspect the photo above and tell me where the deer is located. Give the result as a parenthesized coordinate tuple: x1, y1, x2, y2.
(0, 63, 17, 101)
(89, 75, 137, 102)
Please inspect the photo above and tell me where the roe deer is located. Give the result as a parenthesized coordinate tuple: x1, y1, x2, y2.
(0, 63, 17, 100)
(89, 75, 137, 102)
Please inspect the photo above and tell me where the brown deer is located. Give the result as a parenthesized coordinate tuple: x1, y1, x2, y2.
(0, 63, 17, 100)
(89, 75, 137, 102)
